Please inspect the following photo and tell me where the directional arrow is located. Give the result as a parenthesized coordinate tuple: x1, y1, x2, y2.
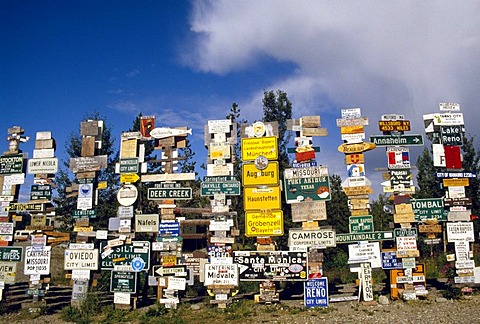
(120, 173, 140, 183)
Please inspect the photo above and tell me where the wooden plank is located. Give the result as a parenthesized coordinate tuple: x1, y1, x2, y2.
(301, 116, 321, 127)
(81, 137, 95, 157)
(81, 121, 99, 136)
(301, 127, 328, 137)
(120, 138, 138, 158)
(35, 139, 55, 149)
(76, 171, 96, 179)
(141, 173, 196, 182)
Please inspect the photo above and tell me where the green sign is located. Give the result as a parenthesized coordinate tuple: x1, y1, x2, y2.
(349, 215, 374, 233)
(147, 187, 192, 200)
(411, 198, 448, 222)
(335, 231, 394, 244)
(0, 246, 23, 262)
(284, 176, 331, 203)
(369, 134, 424, 146)
(30, 185, 52, 201)
(0, 154, 23, 175)
(99, 241, 150, 270)
(72, 209, 97, 219)
(110, 270, 137, 293)
(119, 158, 139, 173)
(201, 181, 241, 196)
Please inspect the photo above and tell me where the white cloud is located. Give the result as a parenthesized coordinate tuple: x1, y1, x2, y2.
(126, 69, 140, 77)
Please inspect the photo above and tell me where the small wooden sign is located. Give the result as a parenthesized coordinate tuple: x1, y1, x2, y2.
(418, 224, 442, 233)
(342, 185, 373, 196)
(443, 178, 469, 187)
(338, 142, 376, 154)
(344, 153, 365, 165)
(81, 137, 95, 157)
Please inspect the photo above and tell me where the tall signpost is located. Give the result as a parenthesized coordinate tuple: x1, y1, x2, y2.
(285, 115, 331, 307)
(423, 103, 476, 287)
(0, 126, 28, 305)
(201, 118, 239, 308)
(370, 113, 426, 300)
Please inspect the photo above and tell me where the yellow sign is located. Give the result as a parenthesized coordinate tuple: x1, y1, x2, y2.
(73, 226, 94, 232)
(97, 181, 107, 189)
(340, 125, 364, 134)
(242, 162, 279, 186)
(243, 186, 281, 210)
(345, 153, 365, 165)
(162, 255, 177, 267)
(245, 210, 283, 237)
(120, 173, 140, 183)
(337, 142, 376, 154)
(210, 143, 231, 160)
(241, 136, 278, 161)
(443, 178, 469, 187)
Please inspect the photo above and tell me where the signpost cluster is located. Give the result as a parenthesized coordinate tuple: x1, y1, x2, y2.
(370, 114, 427, 299)
(424, 103, 476, 286)
(285, 115, 331, 307)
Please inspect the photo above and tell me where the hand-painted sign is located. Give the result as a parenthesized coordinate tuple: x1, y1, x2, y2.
(0, 154, 23, 174)
(234, 251, 308, 281)
(24, 246, 51, 275)
(411, 198, 447, 222)
(446, 222, 474, 242)
(284, 176, 331, 203)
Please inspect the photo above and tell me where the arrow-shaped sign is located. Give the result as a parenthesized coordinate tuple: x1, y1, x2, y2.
(120, 173, 140, 183)
(153, 265, 187, 277)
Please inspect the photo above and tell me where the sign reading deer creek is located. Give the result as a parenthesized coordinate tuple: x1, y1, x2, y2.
(245, 210, 284, 237)
(147, 187, 192, 200)
(64, 249, 99, 270)
(233, 251, 308, 281)
(241, 136, 278, 161)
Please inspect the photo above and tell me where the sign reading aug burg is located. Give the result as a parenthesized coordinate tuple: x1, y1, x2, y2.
(234, 251, 308, 281)
(241, 136, 278, 161)
(242, 162, 279, 186)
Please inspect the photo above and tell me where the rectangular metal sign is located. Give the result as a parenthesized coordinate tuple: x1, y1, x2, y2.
(148, 187, 192, 200)
(245, 210, 283, 236)
(27, 158, 58, 174)
(0, 246, 23, 262)
(349, 215, 374, 233)
(241, 137, 278, 161)
(336, 231, 394, 244)
(0, 154, 23, 175)
(291, 201, 327, 222)
(370, 134, 424, 146)
(242, 162, 279, 186)
(378, 120, 410, 132)
(99, 241, 150, 270)
(204, 264, 239, 286)
(288, 229, 336, 248)
(119, 158, 139, 173)
(411, 198, 447, 222)
(201, 181, 241, 196)
(284, 176, 331, 203)
(233, 251, 308, 281)
(110, 271, 137, 293)
(304, 277, 328, 307)
(24, 246, 51, 275)
(381, 251, 403, 270)
(64, 249, 99, 270)
(243, 186, 281, 210)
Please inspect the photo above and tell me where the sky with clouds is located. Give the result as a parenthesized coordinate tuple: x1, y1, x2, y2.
(2, 0, 479, 200)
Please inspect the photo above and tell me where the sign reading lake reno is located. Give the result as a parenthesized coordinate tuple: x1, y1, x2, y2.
(27, 158, 58, 174)
(234, 251, 308, 281)
(99, 241, 150, 270)
(148, 187, 192, 200)
(411, 198, 447, 222)
(242, 162, 279, 186)
(204, 264, 239, 286)
(245, 210, 283, 236)
(64, 249, 99, 270)
(370, 134, 424, 146)
(24, 246, 51, 275)
(241, 136, 278, 161)
(70, 155, 108, 173)
(243, 186, 281, 210)
(288, 229, 336, 248)
(0, 154, 23, 174)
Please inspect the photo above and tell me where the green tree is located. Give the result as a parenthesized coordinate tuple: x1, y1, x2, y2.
(325, 174, 350, 234)
(415, 147, 443, 198)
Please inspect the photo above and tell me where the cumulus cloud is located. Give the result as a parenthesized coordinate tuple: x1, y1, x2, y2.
(186, 0, 480, 130)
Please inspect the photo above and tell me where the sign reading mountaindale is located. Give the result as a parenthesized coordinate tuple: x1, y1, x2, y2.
(233, 251, 308, 281)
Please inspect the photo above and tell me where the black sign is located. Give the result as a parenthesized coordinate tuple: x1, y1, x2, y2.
(440, 125, 463, 146)
(30, 184, 52, 200)
(0, 154, 23, 175)
(110, 271, 136, 293)
(233, 251, 308, 281)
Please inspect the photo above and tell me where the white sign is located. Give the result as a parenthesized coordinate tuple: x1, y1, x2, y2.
(439, 103, 460, 111)
(3, 173, 25, 186)
(288, 229, 336, 248)
(118, 206, 134, 218)
(167, 277, 186, 290)
(348, 242, 381, 268)
(455, 241, 470, 261)
(208, 119, 232, 134)
(117, 184, 138, 206)
(204, 264, 238, 286)
(361, 263, 373, 301)
(341, 108, 361, 118)
(114, 292, 131, 305)
(396, 236, 417, 251)
(386, 147, 410, 169)
(135, 214, 159, 232)
(64, 249, 99, 270)
(432, 144, 446, 167)
(0, 261, 16, 284)
(448, 186, 466, 199)
(24, 246, 51, 275)
(69, 243, 94, 250)
(447, 222, 475, 242)
(27, 158, 58, 174)
(72, 269, 91, 281)
(77, 183, 93, 210)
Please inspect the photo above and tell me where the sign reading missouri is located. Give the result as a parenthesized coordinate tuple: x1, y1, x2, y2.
(284, 166, 328, 179)
(288, 229, 336, 248)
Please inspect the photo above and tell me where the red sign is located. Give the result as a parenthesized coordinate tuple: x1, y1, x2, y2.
(444, 145, 462, 169)
(140, 116, 155, 138)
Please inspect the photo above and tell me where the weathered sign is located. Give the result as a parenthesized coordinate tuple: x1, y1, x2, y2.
(446, 222, 474, 242)
(0, 261, 16, 284)
(69, 155, 108, 173)
(0, 154, 23, 175)
(284, 176, 331, 203)
(291, 201, 327, 222)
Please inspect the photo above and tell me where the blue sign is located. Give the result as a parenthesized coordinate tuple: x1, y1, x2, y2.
(304, 277, 328, 307)
(381, 251, 403, 270)
(131, 257, 145, 272)
(159, 221, 181, 237)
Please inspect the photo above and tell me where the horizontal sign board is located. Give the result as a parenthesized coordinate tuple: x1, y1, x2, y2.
(243, 186, 281, 210)
(135, 214, 159, 232)
(435, 171, 476, 178)
(370, 134, 423, 146)
(241, 137, 278, 161)
(348, 242, 381, 268)
(336, 117, 368, 127)
(337, 142, 376, 154)
(381, 251, 403, 270)
(201, 181, 240, 196)
(0, 246, 23, 262)
(349, 215, 374, 233)
(64, 249, 99, 270)
(147, 187, 192, 200)
(284, 166, 328, 179)
(204, 264, 239, 286)
(411, 198, 448, 222)
(234, 251, 308, 281)
(27, 158, 58, 174)
(446, 222, 474, 242)
(0, 261, 16, 284)
(439, 103, 460, 111)
(69, 155, 108, 173)
(288, 229, 336, 248)
(110, 271, 136, 293)
(291, 201, 327, 222)
(245, 210, 283, 236)
(24, 246, 51, 275)
(284, 176, 331, 203)
(443, 178, 469, 187)
(119, 158, 139, 173)
(242, 162, 279, 186)
(378, 120, 410, 132)
(99, 241, 150, 270)
(394, 228, 417, 238)
(0, 154, 23, 174)
(336, 231, 394, 244)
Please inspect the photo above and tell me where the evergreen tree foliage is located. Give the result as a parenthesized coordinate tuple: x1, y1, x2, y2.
(325, 174, 350, 234)
(415, 147, 443, 198)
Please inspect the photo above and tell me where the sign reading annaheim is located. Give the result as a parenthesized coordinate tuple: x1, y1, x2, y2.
(24, 246, 51, 275)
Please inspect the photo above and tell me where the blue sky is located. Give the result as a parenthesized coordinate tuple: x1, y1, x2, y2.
(2, 1, 480, 201)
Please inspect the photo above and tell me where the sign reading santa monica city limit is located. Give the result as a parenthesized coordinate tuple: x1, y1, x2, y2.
(369, 134, 424, 146)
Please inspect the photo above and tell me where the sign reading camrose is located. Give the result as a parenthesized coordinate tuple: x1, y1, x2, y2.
(288, 229, 336, 248)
